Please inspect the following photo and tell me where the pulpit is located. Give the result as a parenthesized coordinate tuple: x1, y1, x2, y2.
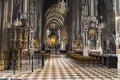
(8, 24, 28, 70)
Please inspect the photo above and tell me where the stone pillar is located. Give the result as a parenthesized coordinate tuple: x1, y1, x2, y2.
(66, 0, 73, 50)
(90, 0, 94, 16)
(83, 30, 89, 56)
(71, 0, 76, 50)
(94, 0, 98, 16)
(7, 0, 14, 25)
(21, 0, 28, 19)
(114, 0, 120, 69)
(82, 0, 90, 56)
(76, 0, 80, 39)
(85, 31, 88, 47)
(86, 2, 89, 16)
(97, 29, 103, 54)
(0, 0, 3, 53)
(71, 0, 81, 50)
(30, 28, 34, 48)
(37, 0, 42, 49)
(58, 30, 61, 43)
(0, 0, 4, 70)
(1, 0, 9, 70)
(71, 0, 78, 40)
(72, 0, 76, 40)
(89, 0, 98, 16)
(24, 0, 28, 14)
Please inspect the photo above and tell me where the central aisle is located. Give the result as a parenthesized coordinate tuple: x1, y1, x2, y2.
(39, 54, 83, 79)
(1, 54, 120, 80)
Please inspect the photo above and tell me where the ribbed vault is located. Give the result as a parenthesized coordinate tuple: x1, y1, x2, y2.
(45, 2, 67, 29)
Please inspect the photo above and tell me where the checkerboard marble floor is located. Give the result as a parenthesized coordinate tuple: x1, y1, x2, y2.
(0, 54, 120, 80)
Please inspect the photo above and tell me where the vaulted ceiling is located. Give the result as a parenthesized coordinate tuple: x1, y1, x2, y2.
(45, 1, 67, 29)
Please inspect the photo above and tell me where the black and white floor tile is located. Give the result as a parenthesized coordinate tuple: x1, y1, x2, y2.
(0, 54, 120, 80)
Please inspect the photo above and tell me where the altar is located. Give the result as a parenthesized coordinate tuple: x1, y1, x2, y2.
(74, 49, 83, 55)
(90, 50, 101, 54)
(59, 49, 67, 53)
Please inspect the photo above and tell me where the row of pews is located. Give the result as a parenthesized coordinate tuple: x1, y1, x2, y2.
(89, 53, 117, 68)
(36, 49, 117, 68)
(67, 52, 100, 65)
(67, 50, 117, 68)
(34, 50, 50, 58)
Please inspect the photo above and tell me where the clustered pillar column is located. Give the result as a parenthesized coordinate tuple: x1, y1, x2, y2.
(83, 29, 89, 56)
(58, 29, 61, 44)
(113, 0, 120, 69)
(97, 29, 102, 54)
